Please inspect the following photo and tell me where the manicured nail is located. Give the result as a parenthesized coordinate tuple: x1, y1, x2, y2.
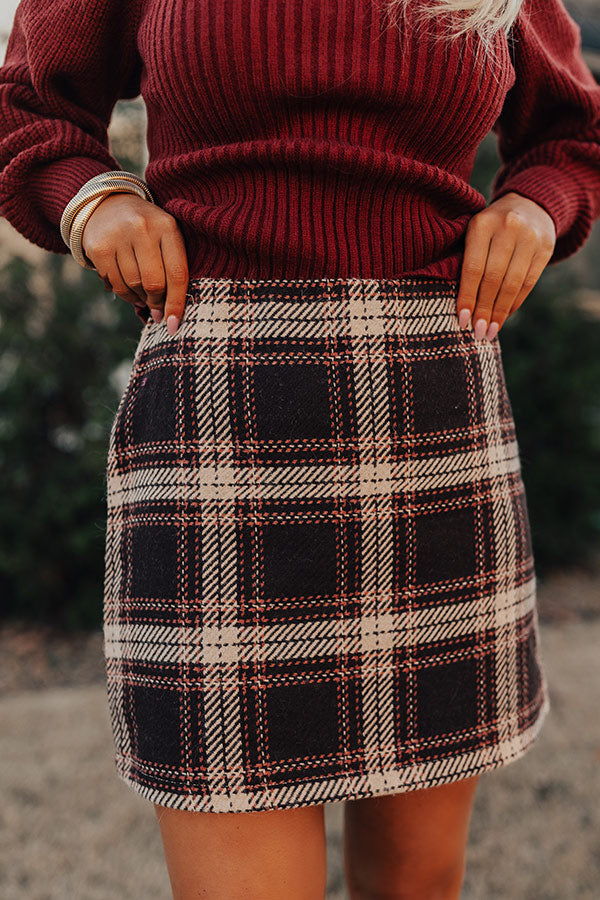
(474, 318, 487, 340)
(167, 315, 180, 336)
(150, 307, 163, 324)
(458, 308, 471, 329)
(486, 321, 499, 341)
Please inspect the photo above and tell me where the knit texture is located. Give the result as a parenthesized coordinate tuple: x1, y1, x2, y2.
(1, 0, 600, 280)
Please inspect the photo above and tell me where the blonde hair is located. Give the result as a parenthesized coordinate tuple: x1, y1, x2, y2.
(382, 0, 526, 78)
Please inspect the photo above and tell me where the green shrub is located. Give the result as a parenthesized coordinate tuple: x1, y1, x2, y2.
(0, 253, 141, 629)
(499, 264, 600, 578)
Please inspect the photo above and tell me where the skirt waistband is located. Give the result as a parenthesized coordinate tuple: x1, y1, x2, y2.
(181, 274, 461, 310)
(143, 273, 468, 341)
(134, 274, 461, 324)
(185, 274, 460, 292)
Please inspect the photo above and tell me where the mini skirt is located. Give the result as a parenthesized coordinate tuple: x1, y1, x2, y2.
(103, 274, 551, 813)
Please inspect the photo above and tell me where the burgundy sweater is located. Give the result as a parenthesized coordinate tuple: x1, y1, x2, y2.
(1, 0, 600, 282)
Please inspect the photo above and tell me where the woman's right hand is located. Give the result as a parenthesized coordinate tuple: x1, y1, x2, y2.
(81, 192, 189, 334)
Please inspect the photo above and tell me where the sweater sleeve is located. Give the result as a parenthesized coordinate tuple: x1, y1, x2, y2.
(0, 0, 143, 255)
(490, 0, 600, 264)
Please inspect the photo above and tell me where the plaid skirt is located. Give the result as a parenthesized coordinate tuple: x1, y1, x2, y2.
(103, 274, 551, 813)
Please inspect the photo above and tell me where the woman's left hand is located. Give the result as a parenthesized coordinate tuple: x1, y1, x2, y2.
(456, 191, 557, 340)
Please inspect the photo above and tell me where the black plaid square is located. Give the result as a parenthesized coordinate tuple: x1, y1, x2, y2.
(113, 342, 199, 469)
(414, 503, 478, 584)
(130, 366, 177, 445)
(394, 630, 499, 762)
(238, 495, 362, 624)
(392, 483, 496, 610)
(241, 654, 363, 789)
(118, 502, 203, 627)
(129, 520, 179, 601)
(388, 332, 488, 458)
(125, 674, 206, 779)
(410, 352, 473, 433)
(130, 683, 184, 768)
(229, 336, 359, 467)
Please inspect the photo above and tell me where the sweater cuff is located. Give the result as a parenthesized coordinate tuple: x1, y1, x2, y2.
(490, 163, 589, 261)
(28, 156, 123, 234)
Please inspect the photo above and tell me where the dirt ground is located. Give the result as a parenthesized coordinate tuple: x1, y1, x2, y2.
(1, 565, 599, 899)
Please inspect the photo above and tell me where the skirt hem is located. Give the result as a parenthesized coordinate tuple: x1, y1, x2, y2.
(111, 690, 551, 814)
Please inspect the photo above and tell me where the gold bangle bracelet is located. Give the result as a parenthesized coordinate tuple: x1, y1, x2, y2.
(61, 176, 154, 245)
(68, 184, 151, 269)
(60, 170, 154, 246)
(69, 195, 108, 269)
(60, 173, 152, 243)
(63, 168, 152, 213)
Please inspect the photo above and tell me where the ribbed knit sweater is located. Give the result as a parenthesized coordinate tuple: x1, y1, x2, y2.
(1, 0, 600, 281)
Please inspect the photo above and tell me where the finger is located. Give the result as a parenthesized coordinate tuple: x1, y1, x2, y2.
(160, 222, 189, 335)
(470, 230, 517, 340)
(507, 249, 553, 317)
(484, 237, 538, 339)
(129, 232, 168, 323)
(96, 250, 141, 306)
(113, 244, 147, 305)
(456, 217, 492, 329)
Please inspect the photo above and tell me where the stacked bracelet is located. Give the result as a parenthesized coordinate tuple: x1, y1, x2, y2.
(59, 170, 155, 270)
(68, 181, 151, 269)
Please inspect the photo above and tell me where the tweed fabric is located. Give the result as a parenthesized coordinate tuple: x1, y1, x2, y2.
(103, 274, 550, 813)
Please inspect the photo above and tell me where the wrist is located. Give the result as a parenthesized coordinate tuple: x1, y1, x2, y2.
(61, 170, 154, 269)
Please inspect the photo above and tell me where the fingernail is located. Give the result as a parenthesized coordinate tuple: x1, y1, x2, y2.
(167, 315, 180, 336)
(458, 308, 471, 329)
(474, 318, 487, 340)
(150, 308, 163, 324)
(486, 321, 499, 341)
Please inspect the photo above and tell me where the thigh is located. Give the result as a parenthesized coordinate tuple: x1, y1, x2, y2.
(153, 802, 327, 900)
(343, 774, 481, 897)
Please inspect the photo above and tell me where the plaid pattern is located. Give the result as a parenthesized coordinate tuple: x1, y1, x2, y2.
(103, 275, 550, 813)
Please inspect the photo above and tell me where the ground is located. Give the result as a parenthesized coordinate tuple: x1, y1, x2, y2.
(1, 562, 599, 899)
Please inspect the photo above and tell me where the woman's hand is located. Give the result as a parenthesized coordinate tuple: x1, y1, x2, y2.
(81, 192, 189, 334)
(456, 191, 557, 340)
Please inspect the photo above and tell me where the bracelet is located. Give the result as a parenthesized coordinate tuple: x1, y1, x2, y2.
(68, 183, 150, 269)
(60, 170, 154, 247)
(61, 173, 154, 247)
(60, 169, 154, 244)
(69, 195, 111, 269)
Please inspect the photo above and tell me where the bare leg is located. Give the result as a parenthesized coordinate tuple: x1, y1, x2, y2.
(153, 801, 328, 900)
(343, 774, 481, 899)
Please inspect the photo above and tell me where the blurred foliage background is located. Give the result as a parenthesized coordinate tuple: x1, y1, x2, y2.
(0, 101, 599, 630)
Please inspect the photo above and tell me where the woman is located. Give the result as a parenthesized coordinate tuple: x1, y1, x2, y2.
(1, 0, 599, 896)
